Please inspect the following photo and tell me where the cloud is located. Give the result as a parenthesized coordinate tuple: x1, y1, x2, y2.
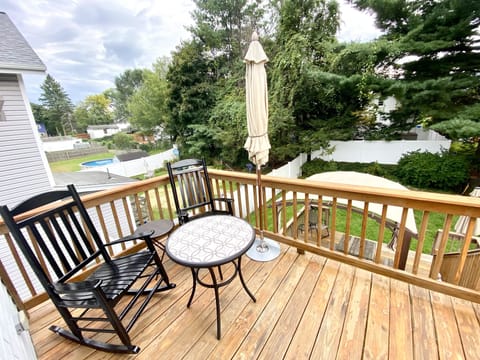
(4, 0, 195, 103)
(337, 0, 383, 42)
(3, 0, 380, 104)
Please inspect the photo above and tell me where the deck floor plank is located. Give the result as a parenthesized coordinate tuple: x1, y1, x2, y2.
(337, 267, 372, 360)
(231, 250, 312, 359)
(363, 273, 390, 360)
(26, 246, 480, 360)
(451, 298, 480, 360)
(410, 285, 439, 360)
(310, 263, 355, 360)
(204, 246, 299, 360)
(431, 291, 465, 359)
(257, 254, 322, 359)
(389, 279, 413, 359)
(283, 256, 340, 360)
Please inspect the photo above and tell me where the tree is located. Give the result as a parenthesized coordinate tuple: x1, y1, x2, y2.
(73, 94, 113, 132)
(112, 132, 135, 150)
(39, 74, 74, 135)
(190, 0, 266, 76)
(269, 0, 343, 162)
(351, 0, 480, 152)
(109, 69, 144, 121)
(166, 40, 217, 154)
(30, 103, 48, 131)
(166, 1, 267, 163)
(127, 59, 170, 133)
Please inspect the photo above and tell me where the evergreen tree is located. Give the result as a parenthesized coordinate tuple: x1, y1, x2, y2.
(39, 74, 74, 135)
(352, 0, 480, 151)
(269, 0, 343, 162)
(109, 69, 144, 122)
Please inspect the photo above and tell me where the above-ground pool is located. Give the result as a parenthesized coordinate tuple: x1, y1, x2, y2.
(81, 158, 116, 169)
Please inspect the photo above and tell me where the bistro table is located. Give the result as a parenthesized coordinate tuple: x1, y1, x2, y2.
(133, 219, 174, 260)
(166, 215, 257, 339)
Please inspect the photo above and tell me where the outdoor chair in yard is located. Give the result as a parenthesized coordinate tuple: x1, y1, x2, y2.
(0, 184, 176, 354)
(167, 158, 234, 224)
(297, 204, 330, 239)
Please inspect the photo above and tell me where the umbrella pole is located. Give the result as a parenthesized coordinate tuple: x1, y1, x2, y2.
(256, 166, 267, 250)
(246, 163, 281, 261)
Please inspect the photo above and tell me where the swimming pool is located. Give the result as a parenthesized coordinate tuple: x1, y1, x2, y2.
(80, 158, 116, 168)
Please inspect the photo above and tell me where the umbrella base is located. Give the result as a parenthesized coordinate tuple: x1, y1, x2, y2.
(246, 237, 281, 262)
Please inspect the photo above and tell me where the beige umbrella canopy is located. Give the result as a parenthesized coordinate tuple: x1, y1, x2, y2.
(454, 187, 480, 235)
(244, 32, 280, 261)
(244, 31, 271, 167)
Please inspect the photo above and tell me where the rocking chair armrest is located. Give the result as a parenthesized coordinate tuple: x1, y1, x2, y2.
(213, 197, 234, 214)
(213, 197, 233, 204)
(53, 280, 102, 293)
(106, 230, 155, 247)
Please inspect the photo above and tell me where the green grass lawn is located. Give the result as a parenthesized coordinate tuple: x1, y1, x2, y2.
(49, 152, 115, 173)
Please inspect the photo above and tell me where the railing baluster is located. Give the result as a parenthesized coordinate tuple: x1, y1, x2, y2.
(330, 198, 338, 250)
(121, 197, 135, 233)
(96, 204, 114, 255)
(374, 205, 388, 264)
(430, 214, 454, 278)
(412, 211, 430, 274)
(281, 190, 287, 236)
(359, 203, 369, 259)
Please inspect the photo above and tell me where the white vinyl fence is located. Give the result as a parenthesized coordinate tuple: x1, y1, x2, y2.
(313, 140, 451, 165)
(80, 148, 177, 177)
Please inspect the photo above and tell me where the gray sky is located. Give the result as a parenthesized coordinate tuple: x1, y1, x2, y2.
(2, 0, 381, 104)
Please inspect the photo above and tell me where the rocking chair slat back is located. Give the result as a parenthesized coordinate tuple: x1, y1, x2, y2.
(167, 158, 234, 224)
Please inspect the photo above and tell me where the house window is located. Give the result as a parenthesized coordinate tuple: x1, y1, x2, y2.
(0, 97, 5, 121)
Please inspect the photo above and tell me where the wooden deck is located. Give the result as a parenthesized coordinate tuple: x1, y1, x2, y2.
(29, 245, 480, 360)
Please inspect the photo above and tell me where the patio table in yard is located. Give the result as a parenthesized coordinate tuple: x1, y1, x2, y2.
(165, 215, 257, 339)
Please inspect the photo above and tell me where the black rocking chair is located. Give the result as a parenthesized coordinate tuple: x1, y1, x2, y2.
(0, 184, 175, 353)
(167, 158, 234, 224)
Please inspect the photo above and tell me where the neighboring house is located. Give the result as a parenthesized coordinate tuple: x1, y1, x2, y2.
(0, 11, 49, 359)
(371, 96, 447, 141)
(87, 124, 121, 139)
(0, 12, 52, 208)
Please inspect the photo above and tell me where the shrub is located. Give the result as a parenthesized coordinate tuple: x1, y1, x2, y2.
(301, 159, 397, 180)
(301, 159, 337, 177)
(395, 150, 469, 192)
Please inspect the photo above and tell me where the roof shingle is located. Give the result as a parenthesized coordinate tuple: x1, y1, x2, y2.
(0, 11, 46, 73)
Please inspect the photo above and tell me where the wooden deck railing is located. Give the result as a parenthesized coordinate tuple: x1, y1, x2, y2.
(1, 169, 480, 314)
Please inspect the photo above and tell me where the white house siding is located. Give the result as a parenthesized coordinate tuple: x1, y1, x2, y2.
(0, 74, 50, 360)
(0, 281, 37, 360)
(0, 74, 53, 208)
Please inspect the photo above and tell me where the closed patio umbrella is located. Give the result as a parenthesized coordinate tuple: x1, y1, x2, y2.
(244, 32, 280, 261)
